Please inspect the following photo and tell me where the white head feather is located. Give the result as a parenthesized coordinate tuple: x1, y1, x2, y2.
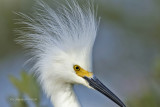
(16, 0, 99, 107)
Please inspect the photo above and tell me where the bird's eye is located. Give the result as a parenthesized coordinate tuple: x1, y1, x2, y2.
(73, 65, 80, 71)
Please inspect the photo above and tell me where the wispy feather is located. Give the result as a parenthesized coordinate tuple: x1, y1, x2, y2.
(16, 0, 99, 74)
(15, 1, 126, 107)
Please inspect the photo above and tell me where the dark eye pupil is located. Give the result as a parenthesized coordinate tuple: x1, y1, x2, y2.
(76, 66, 79, 70)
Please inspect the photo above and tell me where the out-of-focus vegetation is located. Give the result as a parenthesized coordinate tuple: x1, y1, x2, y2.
(8, 71, 42, 107)
(127, 90, 160, 107)
(127, 58, 160, 107)
(153, 58, 160, 82)
(0, 0, 34, 58)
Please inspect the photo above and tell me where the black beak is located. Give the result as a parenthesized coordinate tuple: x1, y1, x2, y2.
(83, 76, 126, 107)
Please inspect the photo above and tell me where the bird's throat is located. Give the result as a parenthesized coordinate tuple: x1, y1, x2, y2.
(50, 84, 80, 107)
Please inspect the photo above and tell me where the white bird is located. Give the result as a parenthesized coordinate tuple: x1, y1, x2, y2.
(16, 0, 126, 107)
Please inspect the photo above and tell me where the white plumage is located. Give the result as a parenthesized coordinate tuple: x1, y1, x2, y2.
(16, 0, 126, 107)
(17, 0, 98, 107)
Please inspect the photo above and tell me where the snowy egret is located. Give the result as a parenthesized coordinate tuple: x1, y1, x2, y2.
(16, 0, 126, 107)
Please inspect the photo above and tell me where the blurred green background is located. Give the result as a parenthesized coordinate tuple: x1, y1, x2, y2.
(0, 0, 160, 107)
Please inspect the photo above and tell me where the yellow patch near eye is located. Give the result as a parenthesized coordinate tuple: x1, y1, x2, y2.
(73, 65, 93, 78)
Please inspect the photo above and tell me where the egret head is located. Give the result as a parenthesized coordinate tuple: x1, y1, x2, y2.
(16, 0, 126, 107)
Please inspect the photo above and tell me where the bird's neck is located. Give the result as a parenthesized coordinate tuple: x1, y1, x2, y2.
(50, 84, 80, 107)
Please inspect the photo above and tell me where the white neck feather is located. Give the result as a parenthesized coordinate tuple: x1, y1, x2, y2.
(50, 84, 80, 107)
(16, 0, 98, 107)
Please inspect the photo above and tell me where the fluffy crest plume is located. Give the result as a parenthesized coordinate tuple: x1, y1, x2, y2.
(16, 0, 99, 74)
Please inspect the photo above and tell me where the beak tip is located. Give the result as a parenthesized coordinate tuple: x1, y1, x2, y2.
(83, 76, 126, 107)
